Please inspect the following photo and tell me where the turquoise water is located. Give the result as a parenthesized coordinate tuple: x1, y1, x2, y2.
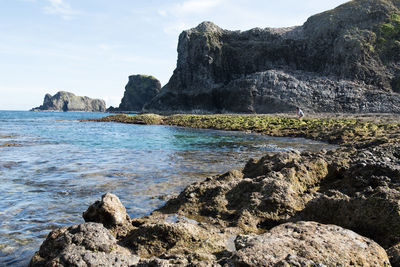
(0, 111, 333, 266)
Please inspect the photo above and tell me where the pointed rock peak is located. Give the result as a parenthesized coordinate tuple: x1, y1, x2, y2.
(194, 21, 223, 33)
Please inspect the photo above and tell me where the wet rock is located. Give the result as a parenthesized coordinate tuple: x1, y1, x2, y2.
(83, 193, 133, 237)
(233, 221, 390, 266)
(29, 222, 139, 267)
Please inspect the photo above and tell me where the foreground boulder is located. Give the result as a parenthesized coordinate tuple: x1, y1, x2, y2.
(83, 193, 133, 237)
(234, 221, 390, 266)
(118, 75, 161, 112)
(145, 0, 400, 113)
(29, 222, 139, 267)
(32, 91, 106, 112)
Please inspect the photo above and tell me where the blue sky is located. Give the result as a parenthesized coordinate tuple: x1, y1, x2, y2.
(0, 0, 349, 110)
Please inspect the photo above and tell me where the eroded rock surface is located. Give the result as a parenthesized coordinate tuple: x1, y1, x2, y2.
(29, 222, 139, 267)
(234, 221, 390, 266)
(159, 142, 400, 250)
(32, 91, 106, 112)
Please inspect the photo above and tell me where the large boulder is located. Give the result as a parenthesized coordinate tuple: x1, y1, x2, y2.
(32, 91, 106, 112)
(233, 221, 390, 266)
(29, 222, 139, 267)
(118, 75, 161, 112)
(144, 0, 400, 114)
(83, 193, 133, 237)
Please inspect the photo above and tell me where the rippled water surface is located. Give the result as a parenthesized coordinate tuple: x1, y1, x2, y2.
(0, 111, 334, 266)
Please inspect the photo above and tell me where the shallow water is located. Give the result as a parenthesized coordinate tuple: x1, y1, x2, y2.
(0, 111, 334, 266)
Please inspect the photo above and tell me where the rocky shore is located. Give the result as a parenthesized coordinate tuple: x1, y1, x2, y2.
(30, 113, 400, 266)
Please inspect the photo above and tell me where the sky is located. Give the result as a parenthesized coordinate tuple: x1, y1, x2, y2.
(0, 0, 349, 110)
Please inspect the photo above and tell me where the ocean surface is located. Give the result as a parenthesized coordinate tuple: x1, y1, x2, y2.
(0, 111, 334, 266)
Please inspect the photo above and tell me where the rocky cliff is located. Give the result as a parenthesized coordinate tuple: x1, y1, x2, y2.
(118, 75, 161, 111)
(145, 0, 400, 113)
(32, 91, 106, 112)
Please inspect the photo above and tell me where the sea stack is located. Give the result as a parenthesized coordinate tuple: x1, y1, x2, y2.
(32, 91, 106, 112)
(144, 0, 400, 114)
(118, 75, 161, 112)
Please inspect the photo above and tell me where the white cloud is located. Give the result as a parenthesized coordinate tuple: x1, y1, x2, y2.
(43, 0, 80, 20)
(174, 0, 225, 14)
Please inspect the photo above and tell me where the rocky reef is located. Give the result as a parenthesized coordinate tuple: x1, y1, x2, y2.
(31, 113, 400, 266)
(145, 0, 400, 114)
(117, 75, 161, 112)
(32, 91, 106, 112)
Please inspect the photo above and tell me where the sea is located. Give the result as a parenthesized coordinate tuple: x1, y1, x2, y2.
(0, 110, 334, 266)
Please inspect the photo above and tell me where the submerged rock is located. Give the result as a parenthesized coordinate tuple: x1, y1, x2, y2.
(32, 91, 106, 112)
(233, 221, 390, 266)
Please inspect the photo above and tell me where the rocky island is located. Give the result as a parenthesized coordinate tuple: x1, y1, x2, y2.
(32, 91, 106, 112)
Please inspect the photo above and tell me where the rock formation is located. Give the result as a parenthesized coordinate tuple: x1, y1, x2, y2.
(32, 91, 106, 112)
(145, 0, 400, 113)
(83, 193, 133, 238)
(234, 221, 389, 266)
(118, 75, 161, 111)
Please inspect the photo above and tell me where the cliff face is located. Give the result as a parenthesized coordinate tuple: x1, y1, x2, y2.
(118, 75, 161, 111)
(32, 91, 106, 112)
(145, 0, 400, 113)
